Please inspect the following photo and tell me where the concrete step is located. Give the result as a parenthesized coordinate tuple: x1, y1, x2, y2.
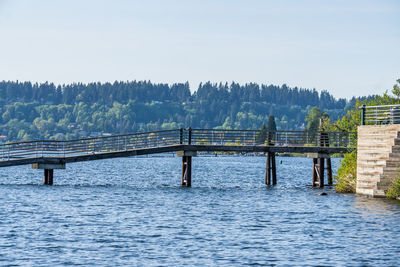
(381, 172, 399, 177)
(356, 187, 375, 196)
(356, 128, 400, 197)
(358, 176, 382, 182)
(394, 139, 400, 145)
(358, 155, 390, 161)
(377, 178, 391, 184)
(373, 189, 386, 197)
(358, 141, 393, 147)
(357, 162, 386, 168)
(357, 151, 390, 156)
(357, 170, 382, 176)
(357, 169, 383, 176)
(382, 167, 400, 172)
(391, 147, 400, 153)
(377, 181, 392, 187)
(358, 170, 384, 178)
(358, 149, 392, 154)
(381, 174, 399, 180)
(357, 159, 386, 164)
(388, 153, 400, 158)
(357, 180, 381, 186)
(358, 134, 398, 139)
(384, 160, 400, 167)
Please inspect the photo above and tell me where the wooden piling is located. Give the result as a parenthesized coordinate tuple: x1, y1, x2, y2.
(312, 158, 317, 187)
(265, 153, 271, 185)
(326, 158, 332, 186)
(318, 158, 325, 188)
(177, 151, 196, 187)
(271, 152, 277, 185)
(181, 156, 192, 187)
(265, 152, 277, 185)
(44, 169, 53, 185)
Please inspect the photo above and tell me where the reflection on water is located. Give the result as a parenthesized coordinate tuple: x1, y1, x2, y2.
(354, 195, 400, 216)
(0, 156, 399, 265)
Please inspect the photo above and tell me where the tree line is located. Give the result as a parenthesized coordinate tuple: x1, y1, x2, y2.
(0, 80, 349, 109)
(0, 80, 368, 142)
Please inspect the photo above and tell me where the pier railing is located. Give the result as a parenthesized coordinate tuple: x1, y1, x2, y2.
(361, 104, 400, 125)
(0, 128, 356, 161)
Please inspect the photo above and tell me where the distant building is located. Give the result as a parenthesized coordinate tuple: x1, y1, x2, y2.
(89, 132, 101, 138)
(78, 130, 88, 137)
(54, 133, 66, 140)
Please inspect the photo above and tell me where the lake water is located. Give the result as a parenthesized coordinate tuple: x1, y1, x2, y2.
(0, 156, 399, 266)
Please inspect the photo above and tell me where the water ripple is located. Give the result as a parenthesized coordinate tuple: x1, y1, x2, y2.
(0, 156, 399, 265)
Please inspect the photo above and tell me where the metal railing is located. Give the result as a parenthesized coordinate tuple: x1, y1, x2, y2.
(190, 129, 356, 147)
(0, 128, 357, 161)
(361, 104, 400, 125)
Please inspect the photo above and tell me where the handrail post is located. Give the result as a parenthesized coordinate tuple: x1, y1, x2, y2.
(337, 132, 341, 147)
(188, 127, 192, 145)
(179, 128, 183, 144)
(361, 104, 366, 125)
(347, 132, 351, 147)
(361, 105, 366, 125)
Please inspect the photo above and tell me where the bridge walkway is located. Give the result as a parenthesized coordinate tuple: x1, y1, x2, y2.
(0, 128, 356, 187)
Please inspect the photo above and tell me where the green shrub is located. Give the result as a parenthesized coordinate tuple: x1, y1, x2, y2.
(335, 150, 357, 193)
(386, 177, 400, 199)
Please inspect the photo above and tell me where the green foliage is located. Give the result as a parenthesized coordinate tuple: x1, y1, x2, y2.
(335, 150, 357, 193)
(0, 80, 360, 142)
(333, 78, 400, 194)
(255, 124, 268, 144)
(267, 115, 277, 131)
(386, 176, 400, 199)
(392, 79, 400, 100)
(305, 107, 327, 132)
(255, 116, 277, 144)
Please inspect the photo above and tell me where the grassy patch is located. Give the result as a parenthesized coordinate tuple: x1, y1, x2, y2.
(335, 150, 357, 193)
(386, 177, 400, 199)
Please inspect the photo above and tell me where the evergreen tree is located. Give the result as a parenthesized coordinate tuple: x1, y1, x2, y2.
(267, 115, 277, 131)
(255, 123, 268, 144)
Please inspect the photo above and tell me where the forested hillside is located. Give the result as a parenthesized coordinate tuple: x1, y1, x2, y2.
(0, 80, 367, 142)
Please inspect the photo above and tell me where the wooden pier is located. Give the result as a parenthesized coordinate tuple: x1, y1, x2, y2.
(0, 128, 356, 187)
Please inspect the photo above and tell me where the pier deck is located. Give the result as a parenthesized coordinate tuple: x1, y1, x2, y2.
(0, 128, 356, 187)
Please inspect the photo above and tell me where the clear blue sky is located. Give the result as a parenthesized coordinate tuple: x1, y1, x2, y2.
(0, 0, 398, 99)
